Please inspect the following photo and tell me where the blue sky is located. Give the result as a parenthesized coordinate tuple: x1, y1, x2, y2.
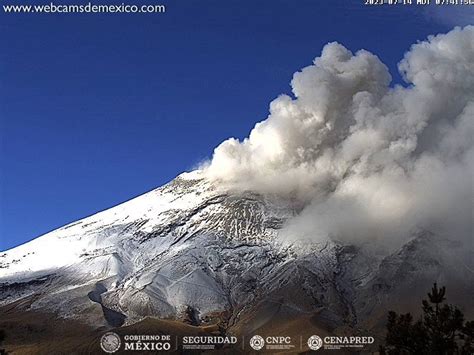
(0, 0, 470, 250)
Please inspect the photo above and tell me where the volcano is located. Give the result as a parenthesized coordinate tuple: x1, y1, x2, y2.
(1, 171, 472, 353)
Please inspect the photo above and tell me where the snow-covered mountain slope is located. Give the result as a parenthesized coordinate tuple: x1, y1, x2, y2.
(1, 170, 215, 279)
(0, 171, 301, 325)
(0, 172, 472, 335)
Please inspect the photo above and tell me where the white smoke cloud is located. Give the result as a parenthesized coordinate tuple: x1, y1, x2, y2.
(203, 26, 474, 246)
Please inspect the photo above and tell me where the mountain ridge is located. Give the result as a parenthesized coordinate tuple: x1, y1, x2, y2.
(0, 171, 472, 352)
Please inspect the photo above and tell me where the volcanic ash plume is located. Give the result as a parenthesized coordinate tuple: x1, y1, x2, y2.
(203, 26, 474, 246)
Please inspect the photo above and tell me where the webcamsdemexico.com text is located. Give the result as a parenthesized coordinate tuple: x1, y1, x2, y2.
(3, 2, 166, 14)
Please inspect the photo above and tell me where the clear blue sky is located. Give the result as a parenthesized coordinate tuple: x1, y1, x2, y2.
(0, 0, 469, 250)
